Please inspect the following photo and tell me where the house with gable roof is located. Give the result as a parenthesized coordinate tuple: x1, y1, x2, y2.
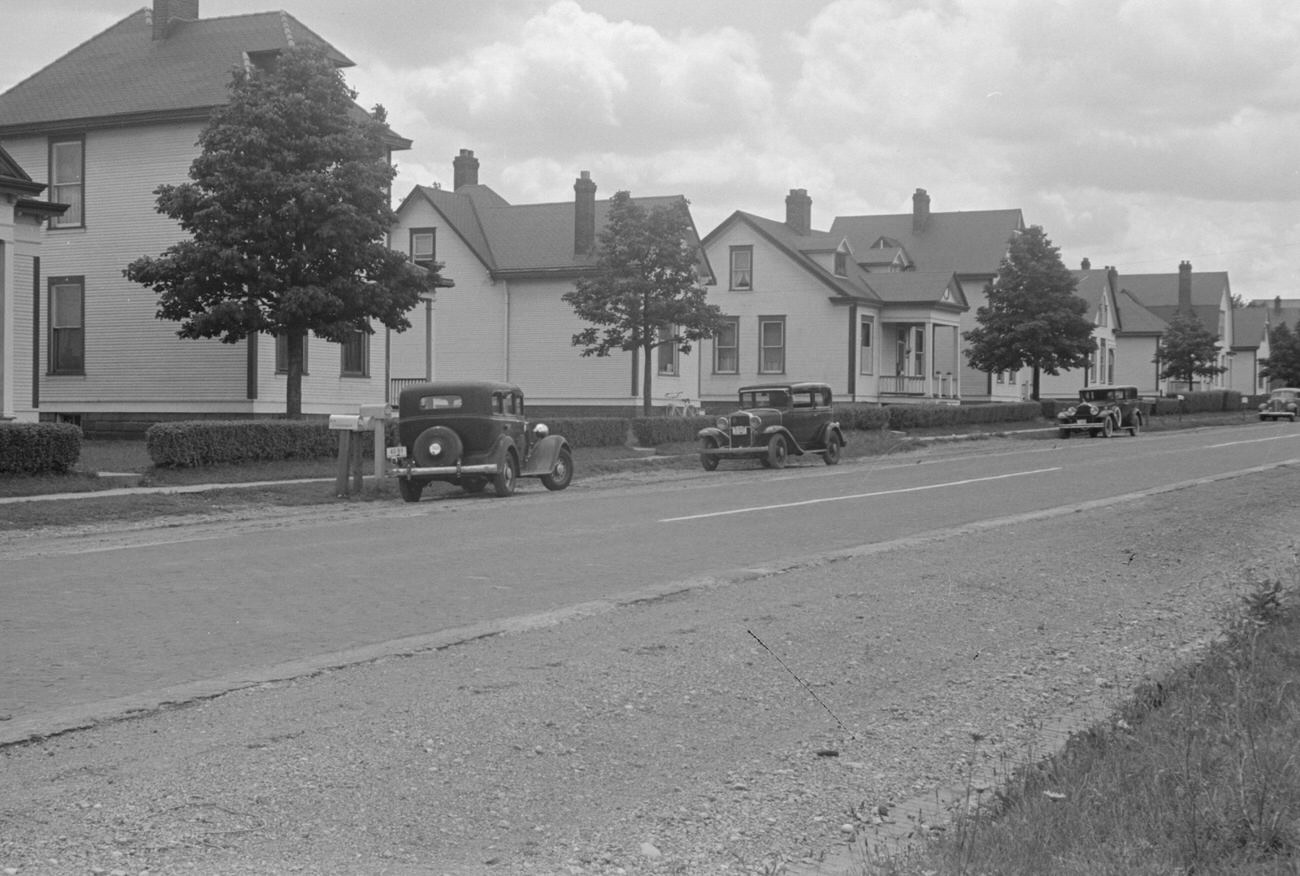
(0, 0, 410, 436)
(827, 189, 1027, 402)
(1116, 261, 1235, 395)
(698, 188, 967, 407)
(1035, 262, 1124, 399)
(1, 144, 69, 422)
(1230, 304, 1270, 396)
(388, 149, 715, 412)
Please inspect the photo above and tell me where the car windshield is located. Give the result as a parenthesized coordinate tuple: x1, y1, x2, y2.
(1080, 390, 1114, 402)
(418, 395, 463, 411)
(1273, 390, 1299, 400)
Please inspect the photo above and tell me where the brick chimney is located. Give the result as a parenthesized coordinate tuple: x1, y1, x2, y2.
(452, 149, 479, 190)
(574, 171, 597, 256)
(152, 0, 198, 39)
(1178, 260, 1193, 314)
(785, 188, 811, 235)
(912, 188, 930, 234)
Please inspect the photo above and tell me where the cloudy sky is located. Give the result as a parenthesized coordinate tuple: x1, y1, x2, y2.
(6, 0, 1298, 301)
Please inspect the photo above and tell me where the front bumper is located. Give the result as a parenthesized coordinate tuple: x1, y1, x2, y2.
(1057, 419, 1104, 431)
(388, 462, 500, 479)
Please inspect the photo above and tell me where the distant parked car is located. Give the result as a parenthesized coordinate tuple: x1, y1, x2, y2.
(386, 381, 572, 501)
(697, 382, 846, 470)
(1057, 385, 1145, 438)
(1258, 387, 1299, 421)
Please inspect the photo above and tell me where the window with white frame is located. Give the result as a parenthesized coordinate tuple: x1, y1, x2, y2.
(657, 324, 678, 375)
(49, 277, 84, 374)
(49, 138, 84, 228)
(758, 316, 785, 374)
(275, 334, 309, 375)
(714, 317, 739, 373)
(730, 246, 753, 290)
(340, 328, 369, 377)
(410, 228, 435, 265)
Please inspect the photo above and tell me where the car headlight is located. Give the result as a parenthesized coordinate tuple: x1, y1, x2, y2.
(1060, 406, 1076, 418)
(1260, 403, 1268, 411)
(748, 414, 761, 428)
(716, 416, 729, 430)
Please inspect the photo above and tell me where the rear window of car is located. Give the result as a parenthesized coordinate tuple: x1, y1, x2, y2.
(418, 395, 463, 411)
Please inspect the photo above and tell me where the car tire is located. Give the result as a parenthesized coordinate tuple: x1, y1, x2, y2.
(1129, 414, 1142, 437)
(1101, 417, 1114, 438)
(413, 426, 463, 467)
(541, 448, 573, 491)
(700, 436, 720, 471)
(766, 434, 789, 469)
(461, 477, 487, 494)
(493, 452, 518, 497)
(822, 436, 842, 465)
(397, 478, 423, 503)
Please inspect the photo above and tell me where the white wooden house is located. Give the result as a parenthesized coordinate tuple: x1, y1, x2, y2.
(388, 150, 714, 413)
(0, 0, 409, 435)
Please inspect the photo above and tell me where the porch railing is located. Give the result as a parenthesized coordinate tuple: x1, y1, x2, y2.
(389, 377, 427, 403)
(878, 373, 958, 399)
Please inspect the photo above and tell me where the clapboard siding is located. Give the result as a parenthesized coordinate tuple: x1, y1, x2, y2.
(4, 124, 385, 416)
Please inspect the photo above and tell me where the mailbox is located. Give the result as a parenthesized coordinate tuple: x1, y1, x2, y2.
(328, 414, 367, 431)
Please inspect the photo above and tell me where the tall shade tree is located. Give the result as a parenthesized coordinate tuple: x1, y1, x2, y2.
(562, 191, 723, 416)
(124, 45, 439, 417)
(1155, 310, 1226, 393)
(1259, 321, 1300, 387)
(963, 225, 1095, 400)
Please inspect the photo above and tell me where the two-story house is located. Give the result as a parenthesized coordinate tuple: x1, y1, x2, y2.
(698, 188, 966, 407)
(1, 144, 68, 422)
(1117, 261, 1234, 396)
(1037, 262, 1124, 398)
(388, 150, 714, 413)
(0, 0, 409, 436)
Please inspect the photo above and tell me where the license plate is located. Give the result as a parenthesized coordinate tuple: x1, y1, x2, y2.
(732, 425, 748, 436)
(386, 446, 407, 460)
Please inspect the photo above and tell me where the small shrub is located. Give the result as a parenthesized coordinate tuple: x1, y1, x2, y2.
(630, 415, 711, 447)
(146, 420, 336, 467)
(0, 422, 82, 474)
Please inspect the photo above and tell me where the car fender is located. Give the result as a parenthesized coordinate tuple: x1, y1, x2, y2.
(484, 434, 515, 467)
(697, 426, 729, 443)
(521, 435, 570, 477)
(816, 421, 846, 447)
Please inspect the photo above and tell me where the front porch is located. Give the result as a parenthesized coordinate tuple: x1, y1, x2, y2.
(878, 321, 962, 402)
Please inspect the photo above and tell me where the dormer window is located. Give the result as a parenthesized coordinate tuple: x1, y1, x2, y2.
(410, 228, 436, 266)
(246, 50, 281, 74)
(833, 243, 849, 277)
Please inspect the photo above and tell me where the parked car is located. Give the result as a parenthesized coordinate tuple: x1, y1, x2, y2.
(386, 381, 572, 501)
(1258, 387, 1299, 421)
(1056, 385, 1145, 438)
(697, 382, 846, 470)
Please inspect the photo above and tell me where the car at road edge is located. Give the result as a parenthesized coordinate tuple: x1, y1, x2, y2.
(386, 380, 573, 501)
(1056, 384, 1145, 438)
(697, 381, 846, 470)
(1258, 387, 1299, 421)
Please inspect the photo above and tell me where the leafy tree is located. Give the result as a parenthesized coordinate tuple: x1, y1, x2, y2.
(1260, 321, 1300, 387)
(1155, 310, 1226, 393)
(125, 45, 439, 417)
(562, 191, 723, 415)
(962, 225, 1095, 400)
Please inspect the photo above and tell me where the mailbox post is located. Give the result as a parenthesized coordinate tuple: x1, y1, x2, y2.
(328, 413, 369, 496)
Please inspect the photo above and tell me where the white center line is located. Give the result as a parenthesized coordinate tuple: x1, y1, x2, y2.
(1207, 434, 1300, 449)
(660, 467, 1063, 523)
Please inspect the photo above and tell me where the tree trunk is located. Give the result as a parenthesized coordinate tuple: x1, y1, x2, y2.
(286, 330, 305, 419)
(642, 338, 654, 417)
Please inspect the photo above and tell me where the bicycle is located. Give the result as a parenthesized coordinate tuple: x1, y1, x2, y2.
(663, 390, 700, 417)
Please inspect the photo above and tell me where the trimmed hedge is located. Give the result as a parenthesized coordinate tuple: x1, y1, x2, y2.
(540, 416, 632, 448)
(835, 405, 892, 432)
(146, 420, 337, 467)
(887, 401, 1043, 430)
(0, 422, 83, 474)
(629, 415, 713, 447)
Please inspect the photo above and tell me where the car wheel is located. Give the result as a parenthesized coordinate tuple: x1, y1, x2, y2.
(461, 477, 487, 494)
(822, 436, 842, 465)
(493, 452, 518, 497)
(413, 426, 463, 467)
(1101, 417, 1114, 438)
(1129, 413, 1142, 437)
(700, 436, 720, 471)
(541, 448, 573, 491)
(397, 478, 423, 503)
(766, 434, 789, 469)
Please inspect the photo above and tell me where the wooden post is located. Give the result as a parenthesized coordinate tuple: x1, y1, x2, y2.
(350, 428, 364, 494)
(335, 430, 352, 496)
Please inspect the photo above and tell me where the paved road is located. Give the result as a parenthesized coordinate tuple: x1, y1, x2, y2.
(3, 421, 1298, 743)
